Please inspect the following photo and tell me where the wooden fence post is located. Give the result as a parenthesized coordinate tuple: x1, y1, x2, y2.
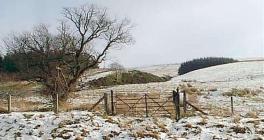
(145, 94, 148, 117)
(111, 90, 115, 115)
(8, 94, 11, 113)
(54, 93, 59, 114)
(173, 90, 176, 118)
(183, 91, 187, 114)
(104, 93, 110, 115)
(176, 88, 180, 121)
(173, 88, 180, 121)
(231, 96, 234, 115)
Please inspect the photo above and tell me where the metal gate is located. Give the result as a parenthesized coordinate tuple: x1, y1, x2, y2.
(115, 93, 175, 117)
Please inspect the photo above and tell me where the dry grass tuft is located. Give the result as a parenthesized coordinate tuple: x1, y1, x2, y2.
(233, 115, 241, 124)
(185, 87, 201, 95)
(12, 99, 51, 112)
(223, 88, 260, 97)
(0, 81, 41, 93)
(0, 73, 20, 82)
(0, 96, 52, 112)
(187, 83, 192, 87)
(230, 125, 246, 134)
(153, 118, 169, 133)
(208, 88, 217, 92)
(197, 117, 207, 125)
(182, 111, 196, 118)
(246, 120, 260, 126)
(23, 113, 34, 119)
(59, 101, 102, 112)
(184, 124, 193, 128)
(179, 84, 202, 96)
(75, 136, 84, 140)
(135, 131, 160, 139)
(0, 106, 8, 113)
(245, 111, 259, 118)
(207, 104, 231, 117)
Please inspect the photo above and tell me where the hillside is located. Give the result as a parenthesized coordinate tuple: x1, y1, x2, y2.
(1, 60, 264, 139)
(78, 64, 179, 89)
(74, 60, 264, 117)
(134, 63, 180, 77)
(88, 70, 171, 88)
(172, 61, 264, 90)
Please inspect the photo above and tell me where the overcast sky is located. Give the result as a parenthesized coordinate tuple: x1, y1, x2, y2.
(0, 0, 263, 67)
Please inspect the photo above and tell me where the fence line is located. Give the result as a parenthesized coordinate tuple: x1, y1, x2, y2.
(1, 89, 209, 121)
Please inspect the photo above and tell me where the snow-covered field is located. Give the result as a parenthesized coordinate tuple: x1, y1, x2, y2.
(79, 69, 114, 84)
(1, 111, 264, 140)
(172, 61, 264, 90)
(134, 63, 180, 77)
(1, 60, 264, 140)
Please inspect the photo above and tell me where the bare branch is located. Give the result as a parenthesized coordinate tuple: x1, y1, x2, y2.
(3, 4, 134, 100)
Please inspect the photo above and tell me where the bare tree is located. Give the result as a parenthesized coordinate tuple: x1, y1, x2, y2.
(3, 4, 134, 100)
(109, 62, 125, 71)
(109, 62, 125, 84)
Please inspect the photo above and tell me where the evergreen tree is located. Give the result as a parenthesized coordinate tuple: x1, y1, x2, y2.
(178, 57, 237, 75)
(3, 56, 18, 73)
(0, 55, 3, 71)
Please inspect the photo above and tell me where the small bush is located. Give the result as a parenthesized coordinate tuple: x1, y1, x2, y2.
(178, 57, 237, 75)
(0, 55, 3, 71)
(2, 55, 18, 73)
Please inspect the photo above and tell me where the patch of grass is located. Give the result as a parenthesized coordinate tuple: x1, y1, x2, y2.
(12, 100, 52, 112)
(184, 124, 193, 128)
(212, 124, 225, 128)
(223, 88, 260, 97)
(182, 111, 196, 118)
(153, 118, 169, 133)
(208, 88, 217, 92)
(36, 107, 53, 112)
(23, 114, 34, 119)
(0, 73, 20, 82)
(14, 132, 22, 138)
(197, 117, 207, 125)
(230, 125, 246, 134)
(179, 84, 202, 95)
(246, 120, 260, 125)
(245, 111, 259, 118)
(135, 131, 160, 139)
(233, 115, 241, 124)
(0, 107, 8, 113)
(0, 81, 42, 93)
(89, 70, 172, 88)
(59, 101, 102, 112)
(207, 104, 231, 117)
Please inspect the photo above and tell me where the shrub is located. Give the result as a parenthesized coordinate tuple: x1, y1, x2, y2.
(0, 55, 3, 71)
(178, 57, 238, 75)
(2, 55, 18, 73)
